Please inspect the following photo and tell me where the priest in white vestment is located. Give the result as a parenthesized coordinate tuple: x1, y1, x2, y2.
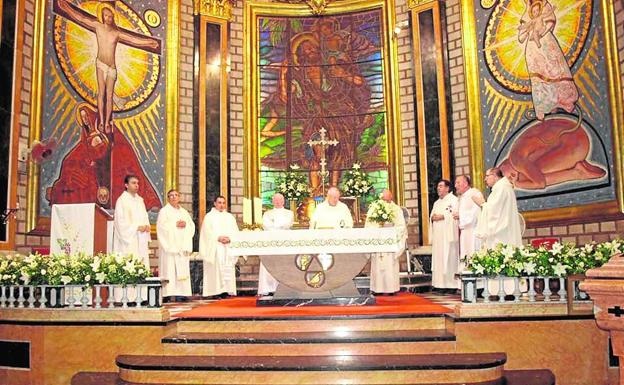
(199, 195, 240, 297)
(429, 180, 459, 290)
(259, 193, 294, 295)
(113, 175, 151, 269)
(453, 175, 483, 270)
(309, 187, 354, 229)
(157, 189, 195, 299)
(473, 168, 523, 249)
(365, 189, 407, 294)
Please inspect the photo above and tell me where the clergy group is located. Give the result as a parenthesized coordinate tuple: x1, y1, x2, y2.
(111, 176, 409, 301)
(429, 167, 522, 292)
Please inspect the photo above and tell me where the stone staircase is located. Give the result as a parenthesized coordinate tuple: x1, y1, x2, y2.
(70, 311, 556, 384)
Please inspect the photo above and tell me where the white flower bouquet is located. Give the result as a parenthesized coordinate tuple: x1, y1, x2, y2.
(341, 163, 373, 198)
(275, 164, 310, 203)
(463, 240, 624, 277)
(1, 252, 151, 286)
(366, 199, 395, 225)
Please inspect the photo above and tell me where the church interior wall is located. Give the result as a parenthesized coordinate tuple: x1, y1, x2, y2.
(4, 0, 624, 258)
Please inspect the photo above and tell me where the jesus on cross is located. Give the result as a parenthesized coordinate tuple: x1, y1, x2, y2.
(54, 0, 162, 134)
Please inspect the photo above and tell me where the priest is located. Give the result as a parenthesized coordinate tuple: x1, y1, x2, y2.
(473, 168, 523, 248)
(365, 189, 406, 295)
(113, 174, 151, 269)
(429, 179, 459, 291)
(157, 189, 194, 300)
(259, 192, 294, 296)
(309, 187, 354, 229)
(453, 175, 483, 269)
(199, 195, 240, 297)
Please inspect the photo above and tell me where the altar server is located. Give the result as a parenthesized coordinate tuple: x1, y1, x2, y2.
(473, 168, 522, 249)
(430, 179, 460, 290)
(259, 193, 294, 295)
(365, 189, 406, 294)
(453, 175, 483, 269)
(113, 174, 151, 268)
(199, 195, 240, 297)
(157, 189, 194, 299)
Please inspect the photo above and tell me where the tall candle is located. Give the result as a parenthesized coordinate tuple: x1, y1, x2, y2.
(243, 198, 252, 224)
(253, 197, 263, 225)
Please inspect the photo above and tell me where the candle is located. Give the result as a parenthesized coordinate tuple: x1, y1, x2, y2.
(253, 197, 263, 225)
(243, 198, 252, 224)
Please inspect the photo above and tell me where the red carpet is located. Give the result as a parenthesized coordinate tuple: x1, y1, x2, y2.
(175, 292, 451, 318)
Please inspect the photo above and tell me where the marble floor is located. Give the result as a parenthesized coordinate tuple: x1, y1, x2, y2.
(162, 291, 461, 318)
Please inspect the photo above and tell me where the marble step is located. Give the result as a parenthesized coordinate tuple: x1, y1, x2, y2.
(176, 314, 452, 333)
(161, 329, 456, 356)
(72, 369, 555, 385)
(116, 353, 507, 384)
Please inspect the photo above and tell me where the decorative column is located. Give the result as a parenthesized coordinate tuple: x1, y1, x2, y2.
(579, 253, 624, 384)
(408, 0, 453, 244)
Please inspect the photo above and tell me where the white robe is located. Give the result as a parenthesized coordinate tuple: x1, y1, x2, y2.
(429, 193, 459, 289)
(457, 188, 483, 269)
(259, 208, 294, 295)
(309, 201, 354, 229)
(199, 208, 239, 297)
(365, 202, 407, 293)
(157, 204, 195, 297)
(113, 191, 151, 268)
(475, 177, 523, 249)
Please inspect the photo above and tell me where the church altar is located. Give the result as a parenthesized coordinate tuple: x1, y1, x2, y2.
(229, 228, 405, 304)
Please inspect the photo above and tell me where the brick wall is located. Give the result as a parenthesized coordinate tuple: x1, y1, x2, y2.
(396, 0, 420, 248)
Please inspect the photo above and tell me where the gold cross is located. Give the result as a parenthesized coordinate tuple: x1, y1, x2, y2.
(306, 127, 339, 196)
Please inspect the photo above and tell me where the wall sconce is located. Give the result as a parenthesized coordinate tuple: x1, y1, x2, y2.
(1, 201, 20, 224)
(394, 20, 409, 37)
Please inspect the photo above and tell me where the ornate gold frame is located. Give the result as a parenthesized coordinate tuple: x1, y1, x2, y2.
(243, 0, 404, 206)
(0, 0, 25, 250)
(461, 0, 624, 224)
(410, 0, 451, 244)
(196, 15, 230, 221)
(26, 0, 180, 234)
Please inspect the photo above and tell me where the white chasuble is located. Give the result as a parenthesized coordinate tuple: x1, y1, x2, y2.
(429, 193, 459, 289)
(258, 208, 295, 295)
(309, 201, 354, 229)
(157, 204, 195, 297)
(199, 208, 239, 297)
(365, 202, 407, 293)
(113, 191, 151, 268)
(475, 177, 522, 249)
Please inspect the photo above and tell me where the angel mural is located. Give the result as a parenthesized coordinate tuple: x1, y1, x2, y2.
(482, 0, 608, 194)
(42, 0, 164, 211)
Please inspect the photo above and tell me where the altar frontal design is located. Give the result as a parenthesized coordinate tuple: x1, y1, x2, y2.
(462, 0, 624, 222)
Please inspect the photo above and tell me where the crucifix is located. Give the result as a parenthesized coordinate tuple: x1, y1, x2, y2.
(307, 127, 339, 196)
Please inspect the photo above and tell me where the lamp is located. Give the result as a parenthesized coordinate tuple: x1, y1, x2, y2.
(394, 20, 409, 37)
(1, 201, 19, 224)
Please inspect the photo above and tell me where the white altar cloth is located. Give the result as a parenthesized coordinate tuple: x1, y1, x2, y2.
(229, 227, 405, 257)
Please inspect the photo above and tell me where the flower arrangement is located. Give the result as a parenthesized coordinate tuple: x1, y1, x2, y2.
(275, 164, 310, 203)
(0, 252, 151, 286)
(241, 223, 264, 231)
(341, 163, 373, 198)
(464, 240, 624, 277)
(366, 199, 396, 225)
